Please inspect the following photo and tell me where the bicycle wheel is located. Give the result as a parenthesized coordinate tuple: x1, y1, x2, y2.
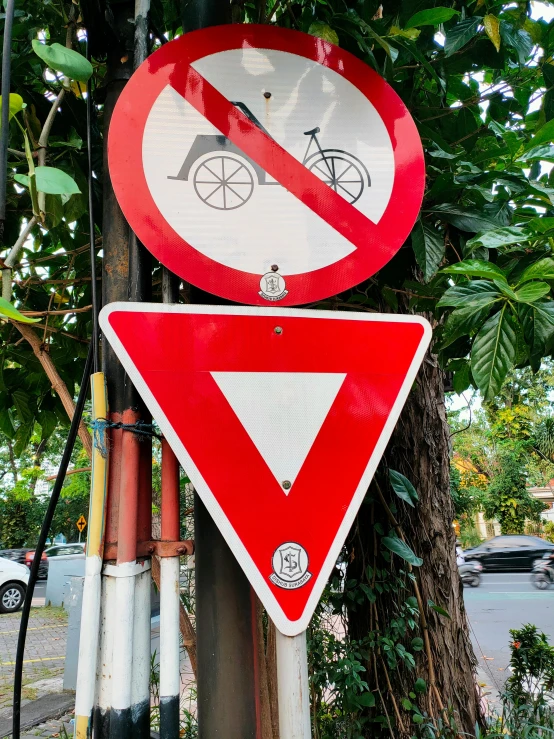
(308, 154, 365, 204)
(193, 155, 254, 210)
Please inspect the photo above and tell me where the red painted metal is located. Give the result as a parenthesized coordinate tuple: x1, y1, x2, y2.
(104, 539, 194, 560)
(104, 413, 123, 557)
(161, 439, 180, 542)
(137, 434, 153, 546)
(107, 25, 425, 306)
(117, 409, 141, 565)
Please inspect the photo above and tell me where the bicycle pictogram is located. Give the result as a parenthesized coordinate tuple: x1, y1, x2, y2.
(168, 102, 371, 210)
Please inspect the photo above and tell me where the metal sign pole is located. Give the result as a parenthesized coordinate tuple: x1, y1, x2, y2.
(276, 629, 312, 739)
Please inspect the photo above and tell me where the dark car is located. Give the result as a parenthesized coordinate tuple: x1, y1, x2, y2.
(464, 535, 554, 571)
(0, 548, 48, 580)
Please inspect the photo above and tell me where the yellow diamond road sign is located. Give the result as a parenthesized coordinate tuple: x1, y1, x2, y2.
(76, 515, 87, 532)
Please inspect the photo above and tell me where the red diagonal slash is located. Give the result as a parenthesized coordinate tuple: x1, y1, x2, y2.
(169, 61, 381, 253)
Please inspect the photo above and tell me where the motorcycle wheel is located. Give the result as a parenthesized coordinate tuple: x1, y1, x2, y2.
(469, 574, 481, 588)
(532, 573, 549, 590)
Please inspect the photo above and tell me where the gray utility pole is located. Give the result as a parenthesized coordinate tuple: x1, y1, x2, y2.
(181, 1, 263, 736)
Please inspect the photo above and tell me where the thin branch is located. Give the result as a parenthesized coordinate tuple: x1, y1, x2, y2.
(449, 393, 473, 437)
(17, 322, 89, 343)
(2, 216, 38, 300)
(14, 277, 97, 286)
(11, 321, 92, 458)
(19, 305, 91, 317)
(46, 466, 91, 481)
(37, 88, 65, 213)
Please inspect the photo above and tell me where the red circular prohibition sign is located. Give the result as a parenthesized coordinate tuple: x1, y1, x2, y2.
(108, 25, 425, 306)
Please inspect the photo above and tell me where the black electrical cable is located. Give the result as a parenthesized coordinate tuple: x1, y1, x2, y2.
(0, 0, 16, 240)
(85, 35, 100, 373)
(12, 341, 94, 739)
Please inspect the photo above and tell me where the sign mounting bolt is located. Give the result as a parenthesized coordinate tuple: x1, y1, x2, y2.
(282, 480, 291, 490)
(264, 91, 272, 99)
(274, 326, 283, 335)
(271, 264, 279, 272)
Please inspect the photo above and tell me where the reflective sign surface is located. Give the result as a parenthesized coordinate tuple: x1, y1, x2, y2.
(100, 304, 431, 634)
(108, 26, 425, 305)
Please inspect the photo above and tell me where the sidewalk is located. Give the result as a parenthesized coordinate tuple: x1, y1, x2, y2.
(0, 607, 68, 721)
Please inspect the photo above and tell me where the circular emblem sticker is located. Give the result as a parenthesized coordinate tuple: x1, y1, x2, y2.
(270, 542, 312, 590)
(259, 272, 288, 301)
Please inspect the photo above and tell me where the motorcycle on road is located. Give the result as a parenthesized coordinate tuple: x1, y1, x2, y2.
(459, 561, 483, 587)
(531, 553, 554, 590)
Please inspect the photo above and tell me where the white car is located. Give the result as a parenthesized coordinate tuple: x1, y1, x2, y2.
(0, 556, 29, 613)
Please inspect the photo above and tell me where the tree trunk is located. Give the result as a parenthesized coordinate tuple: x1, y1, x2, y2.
(347, 343, 480, 735)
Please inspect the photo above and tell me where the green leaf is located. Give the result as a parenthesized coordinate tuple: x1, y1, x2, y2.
(518, 303, 554, 370)
(444, 17, 482, 57)
(470, 307, 517, 401)
(465, 227, 529, 251)
(405, 7, 459, 29)
(0, 297, 40, 324)
(32, 40, 93, 83)
(308, 22, 339, 45)
(411, 221, 445, 282)
(382, 536, 423, 567)
(411, 637, 424, 652)
(500, 21, 533, 65)
(484, 14, 501, 52)
(0, 93, 23, 125)
(428, 600, 451, 619)
(514, 281, 551, 303)
(441, 303, 493, 347)
(522, 118, 554, 154)
(493, 280, 518, 301)
(414, 678, 427, 693)
(0, 408, 15, 439)
(14, 421, 34, 457)
(441, 260, 508, 282)
(38, 409, 58, 441)
(389, 469, 418, 507)
(428, 203, 501, 232)
(358, 692, 376, 708)
(517, 258, 554, 285)
(438, 281, 500, 308)
(15, 166, 80, 195)
(12, 389, 34, 423)
(401, 698, 412, 710)
(453, 362, 472, 394)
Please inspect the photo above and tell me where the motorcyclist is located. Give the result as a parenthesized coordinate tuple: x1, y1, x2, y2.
(456, 540, 465, 566)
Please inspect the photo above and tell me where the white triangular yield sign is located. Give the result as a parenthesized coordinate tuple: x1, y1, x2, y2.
(211, 372, 346, 493)
(100, 304, 431, 635)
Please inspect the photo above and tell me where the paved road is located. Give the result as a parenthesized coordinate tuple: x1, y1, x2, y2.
(464, 571, 554, 699)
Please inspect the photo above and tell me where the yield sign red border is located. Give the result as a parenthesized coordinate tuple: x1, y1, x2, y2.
(107, 25, 425, 306)
(100, 304, 431, 634)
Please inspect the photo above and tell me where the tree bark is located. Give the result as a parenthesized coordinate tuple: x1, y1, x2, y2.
(347, 344, 480, 735)
(12, 322, 93, 459)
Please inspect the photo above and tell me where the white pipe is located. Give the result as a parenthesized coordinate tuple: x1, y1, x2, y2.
(132, 567, 152, 714)
(160, 557, 181, 700)
(276, 630, 312, 739)
(95, 572, 116, 723)
(74, 556, 102, 732)
(111, 573, 136, 712)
